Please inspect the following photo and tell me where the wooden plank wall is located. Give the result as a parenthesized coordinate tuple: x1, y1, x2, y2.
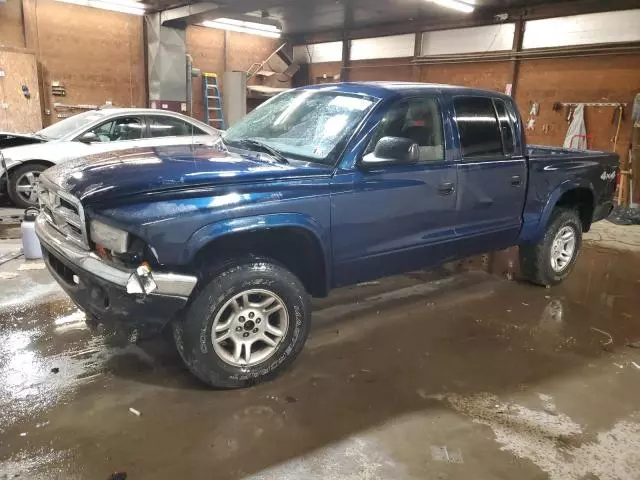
(516, 55, 640, 154)
(34, 0, 146, 124)
(0, 0, 145, 127)
(0, 50, 42, 132)
(0, 0, 25, 49)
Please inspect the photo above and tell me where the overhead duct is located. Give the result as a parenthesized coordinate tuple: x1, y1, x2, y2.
(146, 13, 188, 112)
(160, 0, 284, 28)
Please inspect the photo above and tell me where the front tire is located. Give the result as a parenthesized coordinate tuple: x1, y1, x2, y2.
(8, 163, 50, 208)
(520, 208, 582, 286)
(173, 256, 311, 388)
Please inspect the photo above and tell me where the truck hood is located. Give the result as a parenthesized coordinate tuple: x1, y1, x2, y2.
(41, 144, 332, 204)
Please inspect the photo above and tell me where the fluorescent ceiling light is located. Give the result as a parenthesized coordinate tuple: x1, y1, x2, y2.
(430, 0, 475, 14)
(202, 18, 282, 38)
(55, 0, 146, 15)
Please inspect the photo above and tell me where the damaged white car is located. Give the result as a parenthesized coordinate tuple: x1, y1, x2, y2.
(0, 109, 219, 208)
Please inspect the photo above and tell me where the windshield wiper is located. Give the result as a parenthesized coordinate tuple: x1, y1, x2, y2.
(233, 139, 289, 165)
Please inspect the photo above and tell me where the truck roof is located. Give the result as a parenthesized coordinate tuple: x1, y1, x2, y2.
(299, 81, 512, 101)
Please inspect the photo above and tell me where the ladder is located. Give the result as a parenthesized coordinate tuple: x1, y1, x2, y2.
(202, 73, 225, 129)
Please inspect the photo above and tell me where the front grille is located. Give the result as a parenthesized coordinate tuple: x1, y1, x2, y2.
(38, 180, 89, 249)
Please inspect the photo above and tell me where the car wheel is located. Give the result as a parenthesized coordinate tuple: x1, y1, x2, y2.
(7, 163, 50, 208)
(173, 256, 311, 388)
(519, 208, 582, 286)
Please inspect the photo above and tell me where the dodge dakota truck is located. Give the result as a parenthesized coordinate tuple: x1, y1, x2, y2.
(35, 82, 618, 388)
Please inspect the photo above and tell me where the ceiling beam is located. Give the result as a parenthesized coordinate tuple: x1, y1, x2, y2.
(340, 0, 353, 81)
(508, 15, 525, 98)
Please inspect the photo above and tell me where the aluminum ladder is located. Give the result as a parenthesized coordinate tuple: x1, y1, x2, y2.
(203, 73, 225, 129)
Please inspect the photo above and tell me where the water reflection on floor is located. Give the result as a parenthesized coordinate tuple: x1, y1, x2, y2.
(0, 243, 639, 479)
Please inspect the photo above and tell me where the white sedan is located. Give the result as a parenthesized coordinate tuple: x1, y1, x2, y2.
(0, 109, 220, 208)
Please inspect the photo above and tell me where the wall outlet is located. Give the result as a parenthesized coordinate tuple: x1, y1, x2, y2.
(1, 103, 9, 110)
(0, 70, 5, 77)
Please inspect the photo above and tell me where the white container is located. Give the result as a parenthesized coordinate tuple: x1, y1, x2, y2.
(22, 208, 42, 260)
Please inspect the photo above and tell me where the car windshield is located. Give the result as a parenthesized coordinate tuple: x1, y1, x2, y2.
(222, 89, 377, 166)
(38, 111, 107, 140)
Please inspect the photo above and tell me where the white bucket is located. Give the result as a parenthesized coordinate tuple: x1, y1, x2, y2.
(22, 208, 43, 260)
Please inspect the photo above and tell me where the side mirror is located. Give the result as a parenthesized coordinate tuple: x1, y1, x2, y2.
(79, 131, 99, 144)
(361, 136, 420, 168)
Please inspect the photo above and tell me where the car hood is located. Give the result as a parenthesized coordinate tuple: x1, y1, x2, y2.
(41, 144, 332, 205)
(0, 140, 57, 166)
(0, 131, 47, 150)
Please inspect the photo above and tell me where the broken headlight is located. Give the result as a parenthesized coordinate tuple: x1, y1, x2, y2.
(89, 220, 129, 254)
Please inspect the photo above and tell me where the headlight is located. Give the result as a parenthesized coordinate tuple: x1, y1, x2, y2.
(90, 220, 129, 254)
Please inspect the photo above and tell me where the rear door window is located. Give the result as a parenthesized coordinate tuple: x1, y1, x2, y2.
(148, 116, 205, 137)
(493, 99, 515, 156)
(453, 96, 503, 159)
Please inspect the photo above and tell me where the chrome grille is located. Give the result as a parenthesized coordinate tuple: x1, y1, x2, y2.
(38, 180, 89, 250)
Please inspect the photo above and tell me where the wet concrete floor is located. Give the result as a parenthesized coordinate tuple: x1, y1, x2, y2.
(0, 239, 639, 479)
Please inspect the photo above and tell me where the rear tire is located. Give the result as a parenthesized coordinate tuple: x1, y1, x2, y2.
(8, 163, 50, 208)
(173, 256, 311, 388)
(520, 208, 582, 286)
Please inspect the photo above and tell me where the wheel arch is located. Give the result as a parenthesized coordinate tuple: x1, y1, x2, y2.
(5, 160, 55, 204)
(7, 159, 55, 174)
(526, 180, 595, 243)
(186, 214, 331, 298)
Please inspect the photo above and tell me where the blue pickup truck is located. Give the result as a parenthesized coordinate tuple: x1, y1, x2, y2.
(35, 82, 618, 388)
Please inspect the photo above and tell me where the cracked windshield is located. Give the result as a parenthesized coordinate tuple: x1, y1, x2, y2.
(223, 89, 377, 164)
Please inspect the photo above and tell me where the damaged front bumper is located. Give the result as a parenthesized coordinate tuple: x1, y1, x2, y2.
(35, 215, 198, 331)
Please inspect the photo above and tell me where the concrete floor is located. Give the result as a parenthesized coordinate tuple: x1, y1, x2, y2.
(0, 219, 639, 479)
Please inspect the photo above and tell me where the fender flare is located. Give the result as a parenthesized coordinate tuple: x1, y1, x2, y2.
(4, 158, 55, 174)
(183, 212, 331, 285)
(525, 179, 595, 243)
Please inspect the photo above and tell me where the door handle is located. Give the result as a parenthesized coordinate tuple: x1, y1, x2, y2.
(438, 182, 455, 195)
(511, 175, 522, 187)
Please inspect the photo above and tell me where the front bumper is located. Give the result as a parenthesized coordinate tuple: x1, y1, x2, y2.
(36, 215, 198, 331)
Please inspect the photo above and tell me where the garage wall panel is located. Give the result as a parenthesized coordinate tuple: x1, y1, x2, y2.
(0, 0, 25, 49)
(308, 61, 342, 84)
(421, 24, 515, 56)
(35, 0, 146, 125)
(186, 26, 225, 122)
(186, 26, 280, 122)
(351, 34, 415, 60)
(349, 57, 416, 82)
(523, 10, 640, 49)
(226, 31, 280, 73)
(420, 61, 512, 92)
(0, 50, 42, 132)
(293, 41, 343, 64)
(515, 55, 640, 153)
